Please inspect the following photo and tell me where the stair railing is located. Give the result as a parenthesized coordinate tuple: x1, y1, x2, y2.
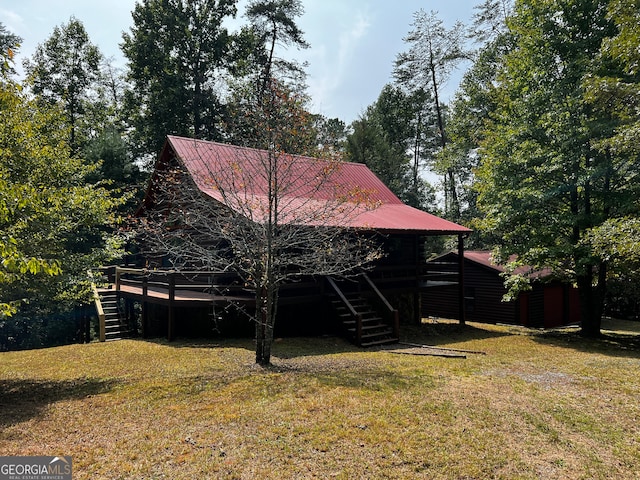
(361, 272, 400, 339)
(326, 276, 363, 345)
(90, 280, 106, 342)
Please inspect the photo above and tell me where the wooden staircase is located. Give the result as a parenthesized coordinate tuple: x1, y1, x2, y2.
(327, 276, 399, 347)
(95, 289, 130, 341)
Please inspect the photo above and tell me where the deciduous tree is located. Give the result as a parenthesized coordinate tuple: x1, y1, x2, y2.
(580, 0, 640, 318)
(23, 17, 103, 153)
(0, 69, 122, 323)
(346, 85, 438, 212)
(475, 0, 624, 337)
(440, 2, 514, 242)
(121, 0, 239, 158)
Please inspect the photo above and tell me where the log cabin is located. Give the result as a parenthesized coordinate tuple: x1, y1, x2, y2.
(98, 136, 471, 346)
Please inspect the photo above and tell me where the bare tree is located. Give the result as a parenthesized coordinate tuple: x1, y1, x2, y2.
(140, 83, 382, 366)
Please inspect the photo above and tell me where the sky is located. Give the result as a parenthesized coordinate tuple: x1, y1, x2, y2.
(1, 0, 477, 125)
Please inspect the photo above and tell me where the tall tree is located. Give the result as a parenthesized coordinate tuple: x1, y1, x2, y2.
(312, 115, 347, 156)
(0, 70, 122, 325)
(224, 78, 321, 156)
(580, 0, 640, 316)
(394, 10, 468, 219)
(584, 0, 640, 163)
(475, 0, 624, 337)
(245, 0, 309, 99)
(346, 84, 438, 212)
(440, 2, 515, 241)
(23, 17, 103, 154)
(121, 0, 239, 158)
(224, 0, 313, 157)
(81, 56, 142, 202)
(469, 0, 513, 44)
(347, 109, 407, 201)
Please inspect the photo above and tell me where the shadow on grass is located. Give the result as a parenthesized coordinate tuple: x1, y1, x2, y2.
(142, 336, 429, 391)
(142, 335, 364, 359)
(143, 336, 253, 348)
(0, 378, 118, 427)
(532, 330, 640, 359)
(401, 321, 512, 347)
(140, 322, 509, 360)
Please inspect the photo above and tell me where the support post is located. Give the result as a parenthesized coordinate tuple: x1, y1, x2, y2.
(142, 273, 148, 338)
(414, 234, 421, 324)
(458, 234, 466, 326)
(168, 272, 175, 341)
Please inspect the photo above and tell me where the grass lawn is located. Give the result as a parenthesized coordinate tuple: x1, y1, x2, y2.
(1, 318, 639, 479)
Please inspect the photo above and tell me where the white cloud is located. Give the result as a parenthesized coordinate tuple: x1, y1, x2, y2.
(0, 9, 25, 34)
(306, 9, 372, 120)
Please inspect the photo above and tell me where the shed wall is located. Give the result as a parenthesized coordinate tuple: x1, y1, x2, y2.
(422, 256, 516, 324)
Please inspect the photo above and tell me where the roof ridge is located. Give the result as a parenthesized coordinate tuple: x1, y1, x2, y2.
(167, 135, 372, 167)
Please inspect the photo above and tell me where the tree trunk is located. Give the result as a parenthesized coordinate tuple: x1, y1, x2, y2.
(255, 285, 276, 366)
(255, 287, 266, 365)
(577, 262, 606, 338)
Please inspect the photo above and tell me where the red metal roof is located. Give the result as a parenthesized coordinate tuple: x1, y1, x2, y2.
(464, 251, 504, 271)
(166, 136, 471, 235)
(462, 250, 549, 279)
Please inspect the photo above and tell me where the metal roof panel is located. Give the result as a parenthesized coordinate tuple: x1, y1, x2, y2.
(166, 136, 471, 235)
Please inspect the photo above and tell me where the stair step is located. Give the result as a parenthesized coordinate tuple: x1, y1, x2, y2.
(344, 316, 383, 324)
(347, 327, 392, 335)
(95, 289, 130, 341)
(360, 337, 399, 347)
(361, 328, 393, 336)
(327, 277, 397, 349)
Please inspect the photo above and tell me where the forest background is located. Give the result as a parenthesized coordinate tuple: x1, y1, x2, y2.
(0, 0, 639, 351)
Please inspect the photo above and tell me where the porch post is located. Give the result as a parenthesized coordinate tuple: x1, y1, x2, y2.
(458, 234, 466, 326)
(413, 233, 421, 324)
(168, 272, 176, 341)
(142, 272, 148, 338)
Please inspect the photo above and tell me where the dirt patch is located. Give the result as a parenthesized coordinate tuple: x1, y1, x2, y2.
(483, 368, 585, 390)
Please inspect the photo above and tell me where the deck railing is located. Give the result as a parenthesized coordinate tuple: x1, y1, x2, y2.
(113, 267, 250, 301)
(91, 283, 106, 342)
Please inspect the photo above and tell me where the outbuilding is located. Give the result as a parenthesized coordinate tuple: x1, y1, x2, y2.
(422, 250, 580, 328)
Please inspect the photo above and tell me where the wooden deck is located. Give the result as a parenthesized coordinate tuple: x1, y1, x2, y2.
(94, 263, 466, 345)
(116, 283, 253, 305)
(108, 267, 255, 307)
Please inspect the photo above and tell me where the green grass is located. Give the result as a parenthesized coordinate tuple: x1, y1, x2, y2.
(1, 319, 640, 479)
